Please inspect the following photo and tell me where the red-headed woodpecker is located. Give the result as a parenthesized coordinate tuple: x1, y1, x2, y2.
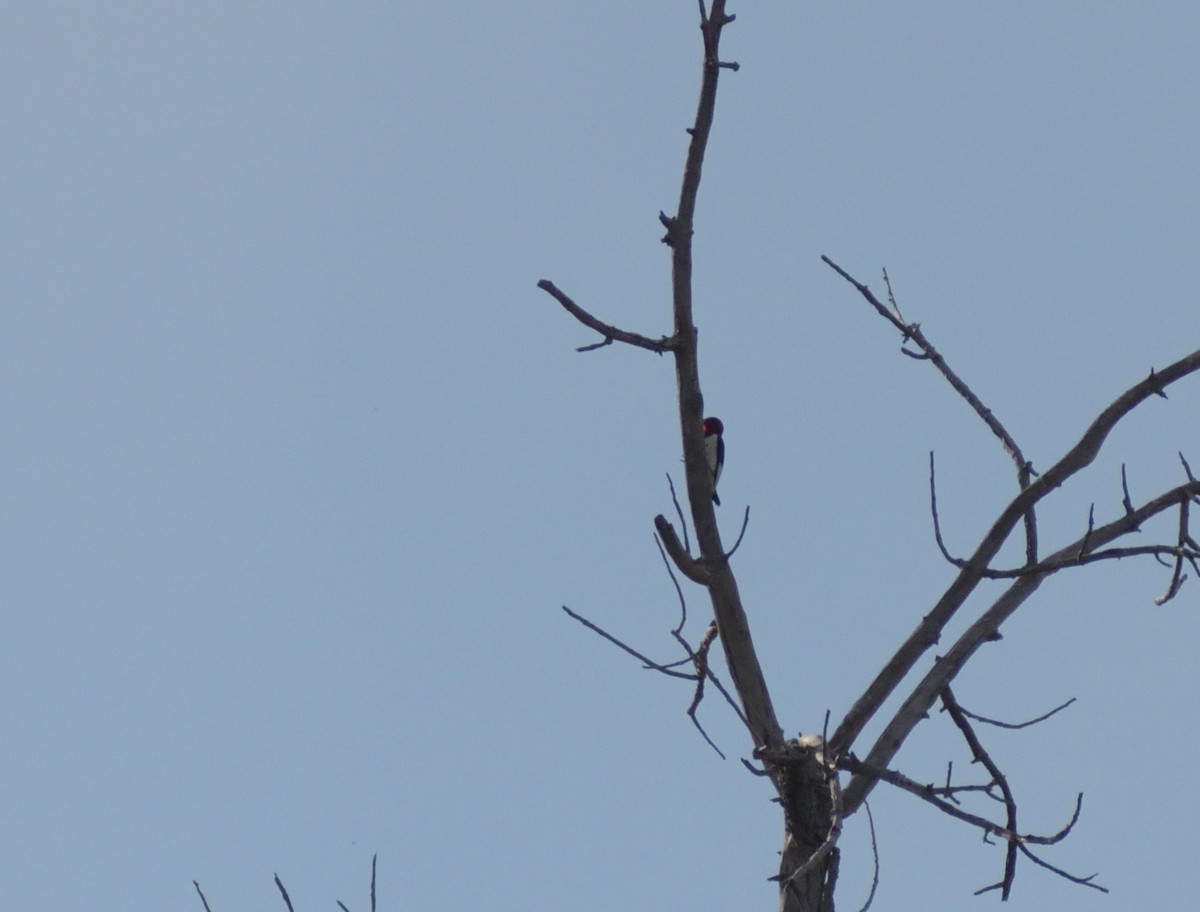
(702, 416, 724, 505)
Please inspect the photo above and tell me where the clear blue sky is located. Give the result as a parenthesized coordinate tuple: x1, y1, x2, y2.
(3, 2, 1198, 910)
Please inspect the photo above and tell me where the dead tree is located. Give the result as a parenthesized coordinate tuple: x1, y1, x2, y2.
(538, 4, 1200, 910)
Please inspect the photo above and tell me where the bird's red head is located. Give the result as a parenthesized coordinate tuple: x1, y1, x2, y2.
(702, 416, 724, 436)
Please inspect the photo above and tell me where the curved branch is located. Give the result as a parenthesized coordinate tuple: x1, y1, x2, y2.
(654, 515, 710, 584)
(958, 697, 1076, 730)
(724, 504, 751, 558)
(537, 280, 675, 353)
(840, 755, 1086, 849)
(928, 451, 965, 567)
(653, 532, 690, 636)
(938, 481, 1200, 580)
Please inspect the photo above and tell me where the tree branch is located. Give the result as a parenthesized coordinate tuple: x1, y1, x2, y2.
(561, 605, 696, 680)
(192, 881, 213, 912)
(831, 347, 1200, 762)
(824, 257, 1040, 561)
(654, 531, 690, 636)
(841, 480, 1200, 814)
(941, 687, 1018, 899)
(1013, 844, 1107, 893)
(537, 279, 676, 353)
(957, 697, 1076, 730)
(273, 875, 296, 912)
(654, 514, 710, 584)
(840, 754, 1088, 851)
(1155, 496, 1191, 605)
(680, 621, 728, 758)
(665, 473, 692, 556)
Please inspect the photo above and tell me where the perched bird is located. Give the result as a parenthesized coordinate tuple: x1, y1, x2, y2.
(702, 416, 725, 505)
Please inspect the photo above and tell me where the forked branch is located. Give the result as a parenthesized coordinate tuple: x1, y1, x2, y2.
(841, 480, 1200, 816)
(940, 687, 1019, 899)
(929, 452, 1200, 582)
(832, 336, 1200, 762)
(839, 753, 1103, 893)
(823, 258, 1038, 504)
(536, 279, 676, 353)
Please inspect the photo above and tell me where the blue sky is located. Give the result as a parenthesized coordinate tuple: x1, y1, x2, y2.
(3, 2, 1198, 910)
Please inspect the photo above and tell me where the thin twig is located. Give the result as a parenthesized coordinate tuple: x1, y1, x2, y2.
(933, 782, 1002, 801)
(1121, 464, 1136, 516)
(958, 697, 1076, 730)
(929, 452, 964, 567)
(562, 602, 748, 738)
(273, 875, 296, 912)
(1027, 543, 1199, 576)
(725, 505, 751, 558)
(1016, 844, 1108, 893)
(561, 605, 695, 679)
(666, 472, 692, 555)
(1181, 451, 1198, 486)
(681, 622, 726, 758)
(192, 882, 213, 912)
(1076, 504, 1095, 559)
(881, 268, 906, 323)
(654, 533, 689, 636)
(855, 801, 880, 912)
(1155, 496, 1190, 605)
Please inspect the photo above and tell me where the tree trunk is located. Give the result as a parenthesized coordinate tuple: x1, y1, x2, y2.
(773, 739, 838, 912)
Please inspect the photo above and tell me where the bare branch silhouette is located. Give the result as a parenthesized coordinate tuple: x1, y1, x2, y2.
(958, 697, 1077, 730)
(666, 473, 692, 555)
(855, 802, 880, 912)
(536, 280, 675, 354)
(832, 343, 1200, 767)
(192, 881, 213, 912)
(560, 605, 694, 680)
(273, 874, 296, 912)
(941, 687, 1019, 898)
(841, 479, 1200, 815)
(824, 257, 1041, 562)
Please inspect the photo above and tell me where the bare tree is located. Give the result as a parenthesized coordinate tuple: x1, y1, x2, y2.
(539, 4, 1200, 911)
